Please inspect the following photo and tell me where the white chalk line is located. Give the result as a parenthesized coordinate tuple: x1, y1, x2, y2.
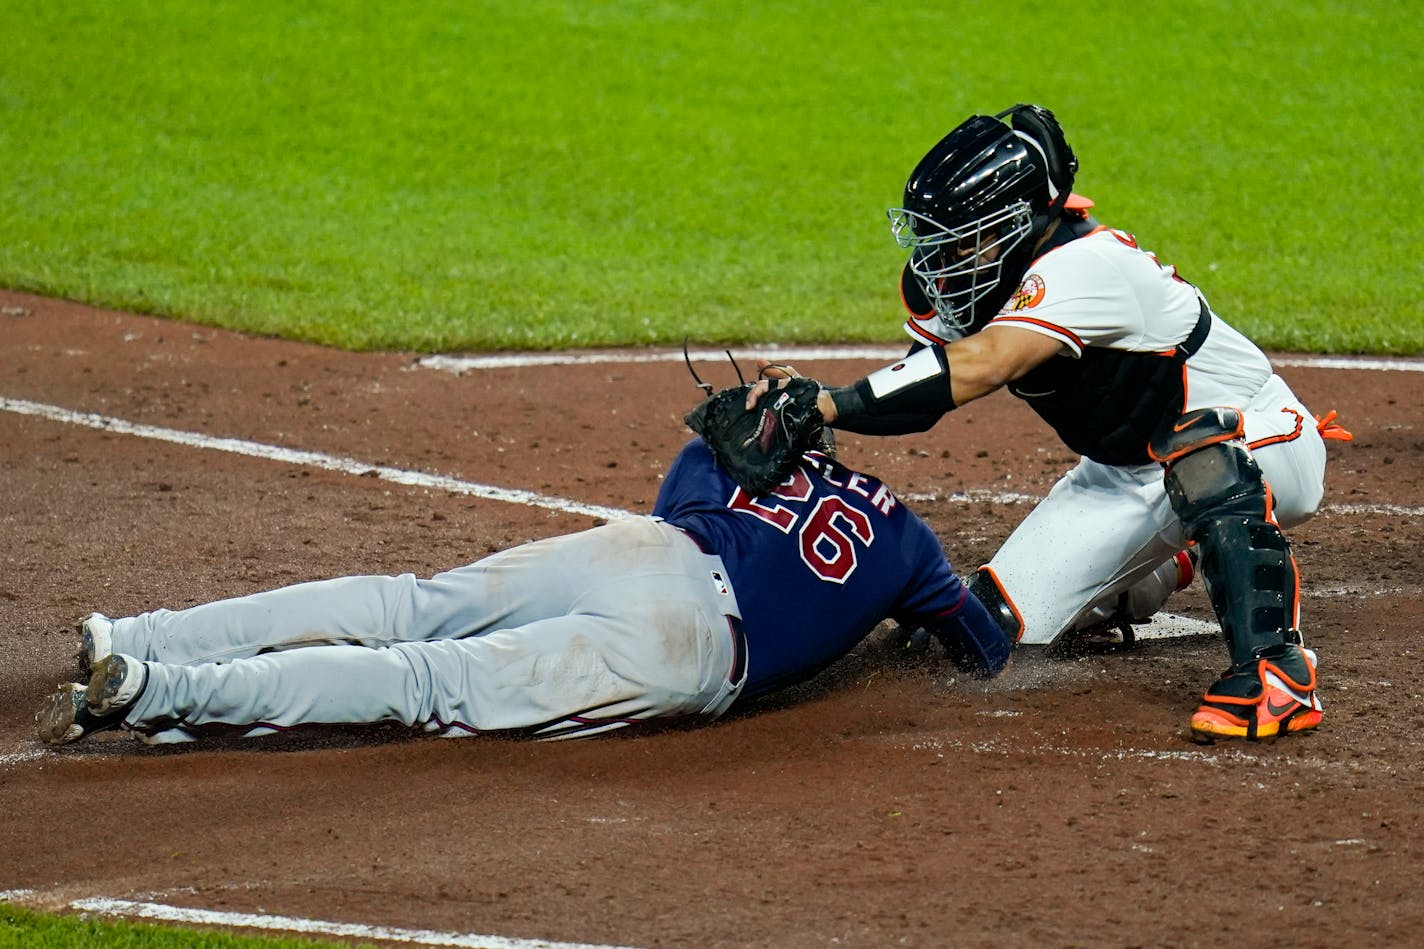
(420, 349, 1424, 374)
(1320, 501, 1424, 518)
(419, 345, 907, 372)
(902, 488, 1043, 506)
(901, 487, 1424, 519)
(1273, 355, 1424, 373)
(893, 733, 1398, 775)
(0, 396, 633, 523)
(903, 734, 1248, 766)
(4, 396, 1420, 524)
(0, 892, 645, 949)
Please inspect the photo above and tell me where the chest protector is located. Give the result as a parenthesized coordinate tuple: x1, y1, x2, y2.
(1008, 299, 1212, 466)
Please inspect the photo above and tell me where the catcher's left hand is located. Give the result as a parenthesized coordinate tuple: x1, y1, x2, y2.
(685, 378, 826, 496)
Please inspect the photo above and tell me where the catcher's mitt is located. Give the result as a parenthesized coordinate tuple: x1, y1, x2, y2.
(685, 379, 825, 496)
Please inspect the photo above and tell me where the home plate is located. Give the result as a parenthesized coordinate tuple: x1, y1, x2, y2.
(1134, 612, 1218, 640)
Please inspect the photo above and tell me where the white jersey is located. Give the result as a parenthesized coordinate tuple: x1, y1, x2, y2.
(906, 226, 1277, 413)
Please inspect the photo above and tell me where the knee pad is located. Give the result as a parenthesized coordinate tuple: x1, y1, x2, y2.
(1162, 436, 1269, 528)
(1161, 437, 1300, 665)
(967, 568, 1024, 644)
(1149, 406, 1244, 465)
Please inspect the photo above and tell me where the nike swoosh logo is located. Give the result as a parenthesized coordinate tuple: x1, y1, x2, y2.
(1265, 694, 1301, 717)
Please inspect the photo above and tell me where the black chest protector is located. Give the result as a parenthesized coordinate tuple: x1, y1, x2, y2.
(1008, 299, 1212, 466)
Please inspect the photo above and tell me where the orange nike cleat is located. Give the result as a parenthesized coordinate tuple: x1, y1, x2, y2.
(1190, 643, 1322, 742)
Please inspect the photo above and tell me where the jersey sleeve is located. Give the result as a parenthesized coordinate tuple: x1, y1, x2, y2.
(886, 515, 978, 624)
(652, 440, 698, 515)
(987, 234, 1144, 356)
(885, 515, 1012, 676)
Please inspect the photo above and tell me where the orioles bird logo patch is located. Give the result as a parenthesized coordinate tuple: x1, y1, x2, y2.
(1009, 274, 1046, 310)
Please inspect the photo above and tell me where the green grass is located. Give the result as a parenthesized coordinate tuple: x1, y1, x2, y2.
(1, 0, 1420, 353)
(0, 903, 375, 949)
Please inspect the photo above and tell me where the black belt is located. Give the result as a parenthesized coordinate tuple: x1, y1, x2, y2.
(726, 615, 748, 685)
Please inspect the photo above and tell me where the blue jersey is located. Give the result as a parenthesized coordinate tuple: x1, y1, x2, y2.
(653, 440, 1000, 698)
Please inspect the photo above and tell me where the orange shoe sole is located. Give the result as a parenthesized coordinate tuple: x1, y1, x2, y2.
(1190, 704, 1322, 742)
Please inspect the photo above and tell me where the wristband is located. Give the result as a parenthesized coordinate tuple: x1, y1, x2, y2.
(831, 346, 957, 423)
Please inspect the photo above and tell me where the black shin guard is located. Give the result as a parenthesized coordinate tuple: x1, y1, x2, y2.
(1189, 510, 1299, 665)
(1160, 435, 1299, 666)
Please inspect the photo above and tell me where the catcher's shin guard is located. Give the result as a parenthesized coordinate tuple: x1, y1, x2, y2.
(1154, 409, 1320, 740)
(1155, 409, 1301, 665)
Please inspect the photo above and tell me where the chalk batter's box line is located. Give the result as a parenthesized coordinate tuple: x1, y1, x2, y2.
(418, 349, 1424, 373)
(0, 891, 645, 949)
(2, 395, 1421, 521)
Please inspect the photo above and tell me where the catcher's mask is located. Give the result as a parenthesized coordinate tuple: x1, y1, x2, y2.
(890, 104, 1078, 339)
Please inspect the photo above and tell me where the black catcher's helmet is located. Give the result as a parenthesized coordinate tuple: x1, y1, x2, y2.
(889, 104, 1078, 338)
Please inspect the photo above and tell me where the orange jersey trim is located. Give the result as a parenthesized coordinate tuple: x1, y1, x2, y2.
(1249, 407, 1306, 451)
(904, 319, 954, 347)
(987, 314, 1084, 352)
(976, 566, 1025, 643)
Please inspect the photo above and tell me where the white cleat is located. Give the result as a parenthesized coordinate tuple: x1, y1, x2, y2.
(34, 654, 150, 747)
(86, 653, 149, 716)
(75, 612, 114, 678)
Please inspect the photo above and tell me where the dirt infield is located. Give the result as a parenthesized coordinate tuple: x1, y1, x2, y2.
(2, 288, 1422, 948)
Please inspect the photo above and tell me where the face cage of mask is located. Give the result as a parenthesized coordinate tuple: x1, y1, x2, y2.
(888, 201, 1034, 336)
